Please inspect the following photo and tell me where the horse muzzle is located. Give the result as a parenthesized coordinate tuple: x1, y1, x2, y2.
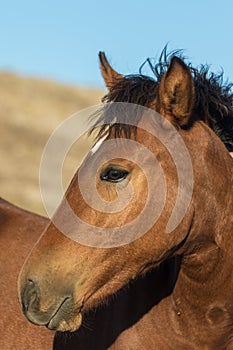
(20, 278, 83, 332)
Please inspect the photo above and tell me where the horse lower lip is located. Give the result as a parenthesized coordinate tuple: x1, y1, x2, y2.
(45, 297, 71, 329)
(46, 316, 61, 331)
(47, 311, 83, 332)
(46, 298, 83, 332)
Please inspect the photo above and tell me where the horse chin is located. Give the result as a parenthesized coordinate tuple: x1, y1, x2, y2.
(47, 311, 82, 332)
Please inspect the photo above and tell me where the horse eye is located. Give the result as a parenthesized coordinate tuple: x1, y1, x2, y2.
(100, 167, 129, 183)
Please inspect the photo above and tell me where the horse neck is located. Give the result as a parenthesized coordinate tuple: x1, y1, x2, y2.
(175, 122, 233, 308)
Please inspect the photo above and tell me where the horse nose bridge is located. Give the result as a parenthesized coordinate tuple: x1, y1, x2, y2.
(18, 232, 93, 298)
(19, 246, 78, 297)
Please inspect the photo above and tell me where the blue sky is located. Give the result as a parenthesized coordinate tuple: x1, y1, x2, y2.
(1, 0, 233, 87)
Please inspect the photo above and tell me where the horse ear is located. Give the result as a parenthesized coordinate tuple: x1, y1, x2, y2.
(99, 52, 123, 89)
(157, 56, 194, 126)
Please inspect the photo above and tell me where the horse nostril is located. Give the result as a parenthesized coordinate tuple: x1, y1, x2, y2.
(22, 278, 39, 312)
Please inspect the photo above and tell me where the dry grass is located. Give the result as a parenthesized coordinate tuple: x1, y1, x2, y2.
(0, 71, 104, 215)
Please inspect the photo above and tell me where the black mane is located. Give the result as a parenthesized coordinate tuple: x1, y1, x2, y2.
(92, 48, 233, 151)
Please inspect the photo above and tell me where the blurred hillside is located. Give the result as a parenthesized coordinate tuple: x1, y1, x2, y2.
(0, 71, 104, 215)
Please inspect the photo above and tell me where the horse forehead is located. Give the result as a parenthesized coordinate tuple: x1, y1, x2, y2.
(91, 134, 108, 154)
(85, 135, 156, 171)
(90, 138, 142, 160)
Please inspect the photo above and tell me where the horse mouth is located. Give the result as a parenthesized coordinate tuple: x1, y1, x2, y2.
(20, 277, 85, 332)
(46, 297, 83, 332)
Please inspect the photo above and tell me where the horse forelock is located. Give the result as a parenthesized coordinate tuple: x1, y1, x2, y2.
(91, 47, 233, 151)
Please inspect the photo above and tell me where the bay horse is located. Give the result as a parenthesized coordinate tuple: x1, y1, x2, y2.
(17, 50, 233, 349)
(0, 198, 54, 349)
